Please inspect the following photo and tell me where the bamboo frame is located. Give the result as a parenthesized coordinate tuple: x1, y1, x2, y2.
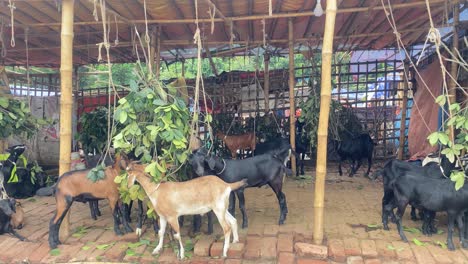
(25, 0, 452, 27)
(288, 18, 296, 176)
(448, 3, 459, 142)
(398, 62, 410, 160)
(8, 25, 455, 53)
(149, 26, 156, 75)
(58, 0, 74, 240)
(313, 0, 337, 245)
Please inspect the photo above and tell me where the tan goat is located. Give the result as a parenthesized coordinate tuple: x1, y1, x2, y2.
(126, 162, 246, 259)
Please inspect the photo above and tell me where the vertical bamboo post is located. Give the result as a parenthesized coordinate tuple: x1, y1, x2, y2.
(288, 18, 297, 176)
(59, 0, 74, 240)
(397, 62, 409, 160)
(313, 0, 337, 245)
(181, 60, 185, 77)
(264, 52, 270, 113)
(155, 25, 161, 80)
(448, 3, 459, 142)
(149, 26, 156, 75)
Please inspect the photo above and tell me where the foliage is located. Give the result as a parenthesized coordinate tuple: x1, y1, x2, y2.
(0, 97, 47, 140)
(29, 161, 44, 185)
(87, 163, 106, 182)
(76, 107, 114, 154)
(427, 96, 468, 190)
(112, 63, 191, 204)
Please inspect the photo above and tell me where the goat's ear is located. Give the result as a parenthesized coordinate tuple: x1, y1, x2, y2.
(119, 159, 127, 170)
(207, 157, 216, 170)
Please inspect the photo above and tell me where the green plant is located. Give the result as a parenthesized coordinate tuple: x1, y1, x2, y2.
(0, 97, 47, 140)
(76, 107, 113, 154)
(112, 63, 191, 204)
(427, 96, 467, 190)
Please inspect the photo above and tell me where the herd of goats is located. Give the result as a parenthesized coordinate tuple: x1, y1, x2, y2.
(0, 128, 467, 259)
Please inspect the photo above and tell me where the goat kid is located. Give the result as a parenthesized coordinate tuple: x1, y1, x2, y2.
(216, 131, 256, 159)
(0, 198, 25, 241)
(126, 162, 246, 259)
(48, 154, 133, 249)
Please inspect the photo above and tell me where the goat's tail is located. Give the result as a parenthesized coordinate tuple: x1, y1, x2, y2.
(228, 179, 248, 191)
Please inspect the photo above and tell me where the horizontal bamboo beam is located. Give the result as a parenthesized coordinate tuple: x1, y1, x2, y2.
(23, 0, 452, 27)
(9, 25, 450, 52)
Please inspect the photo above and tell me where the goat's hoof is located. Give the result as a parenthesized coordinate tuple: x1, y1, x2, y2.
(135, 228, 142, 237)
(411, 216, 418, 221)
(462, 242, 468, 249)
(279, 220, 285, 225)
(383, 226, 389, 231)
(448, 244, 456, 251)
(242, 223, 248, 229)
(152, 248, 161, 255)
(125, 227, 133, 233)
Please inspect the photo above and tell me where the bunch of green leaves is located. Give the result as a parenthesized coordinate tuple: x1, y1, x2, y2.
(298, 81, 362, 153)
(0, 97, 47, 140)
(427, 95, 468, 190)
(112, 64, 191, 202)
(87, 163, 106, 182)
(29, 161, 44, 185)
(76, 107, 115, 154)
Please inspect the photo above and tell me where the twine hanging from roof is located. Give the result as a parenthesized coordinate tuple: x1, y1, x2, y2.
(93, 0, 99, 21)
(269, 0, 272, 16)
(261, 19, 266, 48)
(113, 15, 119, 46)
(208, 5, 215, 34)
(229, 20, 234, 47)
(8, 0, 15, 47)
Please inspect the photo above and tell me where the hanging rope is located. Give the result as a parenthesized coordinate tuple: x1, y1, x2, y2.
(93, 0, 99, 21)
(143, 0, 151, 73)
(269, 0, 272, 16)
(229, 20, 234, 47)
(25, 27, 31, 104)
(261, 19, 266, 48)
(8, 0, 15, 47)
(113, 15, 119, 46)
(208, 5, 215, 34)
(0, 17, 6, 58)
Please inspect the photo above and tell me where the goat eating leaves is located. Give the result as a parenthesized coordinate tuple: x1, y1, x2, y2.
(126, 162, 246, 259)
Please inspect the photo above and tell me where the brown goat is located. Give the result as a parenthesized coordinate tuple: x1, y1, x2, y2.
(126, 162, 246, 259)
(10, 201, 24, 229)
(48, 154, 132, 249)
(216, 131, 256, 159)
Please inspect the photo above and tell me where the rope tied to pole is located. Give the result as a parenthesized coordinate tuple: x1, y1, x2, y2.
(113, 15, 119, 46)
(8, 0, 15, 47)
(229, 20, 235, 47)
(261, 18, 266, 48)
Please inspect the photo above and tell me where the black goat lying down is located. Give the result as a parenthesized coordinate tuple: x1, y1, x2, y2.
(190, 146, 292, 228)
(0, 198, 25, 241)
(374, 160, 444, 235)
(382, 159, 468, 251)
(333, 133, 374, 177)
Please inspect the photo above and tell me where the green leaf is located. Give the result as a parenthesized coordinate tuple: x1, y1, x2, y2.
(8, 112, 17, 120)
(367, 224, 379, 228)
(129, 79, 138, 91)
(153, 99, 166, 106)
(82, 245, 91, 251)
(387, 245, 396, 250)
(50, 249, 61, 256)
(435, 95, 446, 106)
(435, 240, 447, 249)
(437, 229, 444, 235)
(127, 242, 143, 249)
(413, 238, 425, 246)
(120, 111, 128, 124)
(118, 97, 127, 105)
(96, 243, 112, 250)
(438, 133, 449, 145)
(205, 113, 213, 123)
(428, 133, 439, 146)
(403, 226, 421, 234)
(125, 249, 136, 256)
(0, 97, 9, 108)
(451, 171, 465, 190)
(449, 103, 460, 112)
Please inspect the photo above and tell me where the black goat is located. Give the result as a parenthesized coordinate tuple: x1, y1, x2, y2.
(1, 145, 36, 199)
(385, 160, 468, 250)
(0, 198, 25, 241)
(374, 160, 444, 235)
(333, 133, 374, 177)
(190, 147, 292, 228)
(255, 137, 304, 176)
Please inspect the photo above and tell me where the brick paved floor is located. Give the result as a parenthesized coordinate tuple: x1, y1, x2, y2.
(0, 163, 466, 263)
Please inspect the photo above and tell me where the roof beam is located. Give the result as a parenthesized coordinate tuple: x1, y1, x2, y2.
(26, 0, 454, 27)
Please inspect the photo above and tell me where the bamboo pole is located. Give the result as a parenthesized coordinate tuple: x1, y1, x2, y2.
(288, 18, 297, 177)
(448, 3, 459, 142)
(313, 0, 337, 245)
(264, 52, 270, 113)
(155, 25, 161, 80)
(181, 60, 185, 77)
(27, 0, 452, 27)
(397, 62, 409, 160)
(58, 0, 74, 241)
